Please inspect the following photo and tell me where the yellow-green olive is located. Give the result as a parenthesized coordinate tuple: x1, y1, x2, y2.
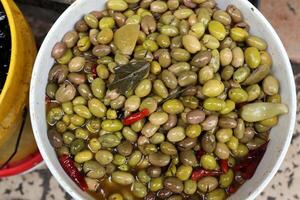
(163, 99, 184, 114)
(202, 79, 225, 97)
(228, 88, 248, 103)
(208, 20, 227, 41)
(245, 47, 261, 69)
(182, 34, 201, 54)
(230, 27, 249, 42)
(203, 98, 226, 111)
(262, 75, 279, 95)
(246, 35, 267, 50)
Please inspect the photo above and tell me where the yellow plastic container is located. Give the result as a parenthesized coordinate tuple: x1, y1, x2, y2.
(0, 0, 36, 153)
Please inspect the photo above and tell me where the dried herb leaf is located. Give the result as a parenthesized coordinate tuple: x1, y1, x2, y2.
(160, 86, 192, 105)
(108, 60, 150, 95)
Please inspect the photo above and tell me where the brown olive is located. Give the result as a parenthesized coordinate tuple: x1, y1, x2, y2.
(51, 42, 67, 59)
(179, 150, 197, 167)
(164, 177, 184, 193)
(55, 82, 76, 103)
(48, 129, 63, 148)
(75, 20, 89, 32)
(68, 73, 86, 85)
(48, 64, 69, 84)
(218, 117, 237, 129)
(157, 188, 173, 199)
(117, 141, 133, 156)
(147, 166, 162, 178)
(177, 137, 197, 151)
(201, 133, 216, 153)
(186, 109, 205, 124)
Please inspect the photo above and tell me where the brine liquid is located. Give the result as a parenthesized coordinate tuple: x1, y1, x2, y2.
(0, 3, 11, 94)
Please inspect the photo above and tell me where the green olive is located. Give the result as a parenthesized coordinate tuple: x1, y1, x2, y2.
(262, 75, 279, 95)
(73, 105, 92, 119)
(101, 120, 123, 132)
(178, 71, 197, 87)
(141, 122, 160, 137)
(128, 150, 143, 167)
(191, 22, 205, 38)
(197, 177, 218, 193)
(202, 34, 220, 49)
(202, 79, 225, 97)
(132, 181, 148, 198)
(200, 154, 217, 170)
(140, 97, 158, 114)
(163, 99, 184, 114)
(220, 100, 235, 115)
(214, 142, 230, 159)
(95, 149, 114, 165)
(216, 128, 233, 143)
(97, 28, 114, 45)
(111, 171, 134, 185)
(207, 189, 226, 200)
(160, 141, 177, 156)
(150, 1, 168, 13)
(167, 126, 186, 143)
(203, 98, 226, 111)
(122, 127, 138, 142)
(91, 78, 106, 99)
(149, 111, 169, 125)
(153, 80, 169, 99)
(186, 124, 202, 138)
(182, 34, 201, 53)
(83, 160, 106, 179)
(226, 136, 239, 150)
(149, 177, 164, 192)
(171, 48, 191, 62)
(208, 20, 226, 41)
(233, 66, 251, 83)
(125, 95, 141, 112)
(228, 88, 248, 103)
(88, 138, 101, 152)
(160, 25, 179, 37)
(245, 47, 261, 69)
(108, 193, 123, 200)
(150, 132, 165, 144)
(99, 133, 121, 147)
(246, 35, 267, 50)
(88, 98, 107, 117)
(99, 17, 115, 29)
(231, 47, 244, 68)
(230, 27, 249, 42)
(213, 10, 232, 26)
(75, 128, 89, 139)
(184, 180, 197, 195)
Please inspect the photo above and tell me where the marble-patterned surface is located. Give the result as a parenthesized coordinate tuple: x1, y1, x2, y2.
(0, 1, 299, 200)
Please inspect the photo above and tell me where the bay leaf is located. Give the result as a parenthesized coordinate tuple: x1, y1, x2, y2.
(108, 60, 150, 95)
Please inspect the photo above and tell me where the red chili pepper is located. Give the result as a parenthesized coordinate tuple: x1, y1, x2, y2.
(59, 155, 88, 191)
(45, 96, 51, 104)
(227, 182, 240, 194)
(234, 141, 269, 180)
(220, 159, 229, 173)
(191, 168, 223, 181)
(196, 149, 205, 160)
(92, 64, 97, 79)
(122, 108, 150, 125)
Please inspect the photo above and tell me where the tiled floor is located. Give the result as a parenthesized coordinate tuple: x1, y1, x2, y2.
(0, 1, 299, 200)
